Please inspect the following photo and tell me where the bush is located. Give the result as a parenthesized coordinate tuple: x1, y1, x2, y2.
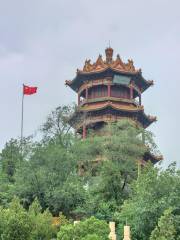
(57, 216, 109, 240)
(1, 197, 33, 240)
(0, 197, 56, 240)
(82, 234, 103, 240)
(29, 198, 56, 240)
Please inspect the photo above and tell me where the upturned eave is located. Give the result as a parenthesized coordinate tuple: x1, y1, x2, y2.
(65, 67, 153, 93)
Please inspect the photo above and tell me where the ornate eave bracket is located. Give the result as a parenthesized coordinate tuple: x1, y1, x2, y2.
(65, 80, 72, 86)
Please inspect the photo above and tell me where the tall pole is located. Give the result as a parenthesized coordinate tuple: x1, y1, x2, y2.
(21, 84, 24, 150)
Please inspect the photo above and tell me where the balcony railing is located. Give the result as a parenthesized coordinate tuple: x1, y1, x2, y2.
(79, 96, 140, 107)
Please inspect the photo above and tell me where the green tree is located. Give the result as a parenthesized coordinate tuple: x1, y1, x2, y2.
(117, 163, 180, 240)
(82, 234, 104, 240)
(0, 197, 56, 240)
(0, 137, 34, 207)
(0, 137, 34, 181)
(57, 216, 109, 240)
(29, 198, 56, 240)
(150, 208, 176, 240)
(0, 206, 6, 237)
(14, 139, 85, 216)
(41, 105, 75, 146)
(73, 120, 157, 220)
(57, 224, 74, 240)
(0, 139, 22, 181)
(0, 172, 14, 206)
(2, 197, 33, 240)
(0, 107, 163, 229)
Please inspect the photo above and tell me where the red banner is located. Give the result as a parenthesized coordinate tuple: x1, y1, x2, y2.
(23, 85, 37, 95)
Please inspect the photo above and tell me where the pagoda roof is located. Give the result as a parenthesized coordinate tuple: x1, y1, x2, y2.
(80, 101, 143, 112)
(144, 151, 163, 164)
(71, 102, 156, 128)
(65, 48, 154, 92)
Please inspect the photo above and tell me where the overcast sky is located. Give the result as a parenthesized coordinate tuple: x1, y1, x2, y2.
(0, 0, 179, 167)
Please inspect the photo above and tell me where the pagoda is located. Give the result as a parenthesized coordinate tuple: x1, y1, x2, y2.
(65, 47, 162, 164)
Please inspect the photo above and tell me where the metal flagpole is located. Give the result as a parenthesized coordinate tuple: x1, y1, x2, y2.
(21, 84, 24, 151)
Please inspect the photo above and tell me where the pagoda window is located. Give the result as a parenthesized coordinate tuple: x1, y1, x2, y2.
(88, 85, 108, 99)
(111, 85, 130, 99)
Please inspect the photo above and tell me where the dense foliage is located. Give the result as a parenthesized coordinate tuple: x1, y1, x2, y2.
(0, 197, 55, 240)
(150, 208, 177, 240)
(57, 216, 109, 240)
(117, 163, 180, 239)
(71, 120, 151, 220)
(0, 104, 179, 239)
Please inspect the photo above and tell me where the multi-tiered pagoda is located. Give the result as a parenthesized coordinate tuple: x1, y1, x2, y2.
(66, 47, 162, 164)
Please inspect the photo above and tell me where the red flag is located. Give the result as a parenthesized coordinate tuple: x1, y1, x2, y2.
(23, 85, 37, 95)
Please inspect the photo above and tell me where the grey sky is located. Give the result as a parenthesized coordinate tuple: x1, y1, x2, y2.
(0, 0, 179, 167)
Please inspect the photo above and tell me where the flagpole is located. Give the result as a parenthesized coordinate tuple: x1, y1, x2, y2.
(21, 84, 24, 150)
(20, 84, 37, 153)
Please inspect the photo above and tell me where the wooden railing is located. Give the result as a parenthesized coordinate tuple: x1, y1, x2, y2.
(79, 97, 139, 107)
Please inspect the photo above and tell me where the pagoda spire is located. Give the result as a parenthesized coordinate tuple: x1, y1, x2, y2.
(105, 47, 113, 64)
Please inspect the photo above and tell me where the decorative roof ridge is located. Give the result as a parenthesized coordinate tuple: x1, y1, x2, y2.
(65, 80, 72, 86)
(147, 80, 154, 85)
(142, 112, 157, 122)
(136, 71, 154, 86)
(77, 65, 140, 75)
(140, 108, 157, 122)
(80, 48, 141, 74)
(147, 115, 157, 122)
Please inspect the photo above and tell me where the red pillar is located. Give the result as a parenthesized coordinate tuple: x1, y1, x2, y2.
(139, 93, 142, 105)
(130, 84, 133, 99)
(108, 84, 111, 97)
(83, 125, 86, 139)
(86, 87, 88, 100)
(78, 93, 80, 105)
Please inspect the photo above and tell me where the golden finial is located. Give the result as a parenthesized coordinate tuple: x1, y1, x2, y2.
(105, 45, 113, 64)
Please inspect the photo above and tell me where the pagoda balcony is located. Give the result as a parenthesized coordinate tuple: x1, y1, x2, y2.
(79, 96, 140, 107)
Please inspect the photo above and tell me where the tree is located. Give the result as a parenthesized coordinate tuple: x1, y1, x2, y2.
(0, 138, 22, 181)
(47, 174, 86, 216)
(1, 197, 33, 240)
(0, 105, 163, 232)
(0, 137, 34, 182)
(57, 224, 74, 240)
(73, 120, 157, 220)
(0, 172, 14, 206)
(41, 105, 75, 146)
(14, 140, 85, 216)
(29, 198, 56, 240)
(82, 234, 104, 240)
(57, 216, 109, 240)
(117, 163, 180, 240)
(150, 208, 176, 240)
(0, 197, 56, 240)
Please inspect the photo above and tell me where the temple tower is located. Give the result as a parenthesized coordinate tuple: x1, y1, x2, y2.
(66, 48, 162, 164)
